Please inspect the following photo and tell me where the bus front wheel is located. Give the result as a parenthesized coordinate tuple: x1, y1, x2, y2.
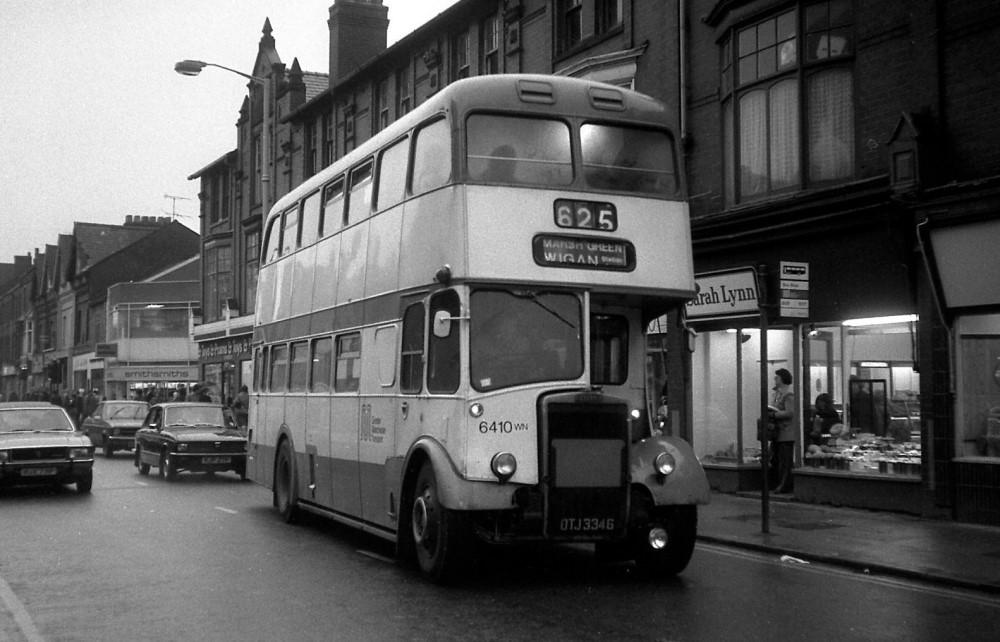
(274, 440, 299, 523)
(632, 505, 698, 577)
(410, 462, 467, 583)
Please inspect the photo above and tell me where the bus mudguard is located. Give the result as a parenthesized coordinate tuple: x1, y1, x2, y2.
(630, 436, 711, 506)
(404, 436, 518, 511)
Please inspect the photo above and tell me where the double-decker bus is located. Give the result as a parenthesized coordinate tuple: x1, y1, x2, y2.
(249, 74, 710, 581)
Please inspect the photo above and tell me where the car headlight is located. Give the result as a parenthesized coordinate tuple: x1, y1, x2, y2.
(69, 447, 92, 459)
(0, 450, 8, 463)
(654, 451, 676, 476)
(490, 452, 517, 483)
(177, 443, 189, 452)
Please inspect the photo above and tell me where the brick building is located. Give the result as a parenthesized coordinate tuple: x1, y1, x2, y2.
(186, 0, 1000, 524)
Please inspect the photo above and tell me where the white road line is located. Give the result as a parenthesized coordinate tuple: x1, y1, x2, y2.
(0, 572, 45, 642)
(214, 506, 238, 514)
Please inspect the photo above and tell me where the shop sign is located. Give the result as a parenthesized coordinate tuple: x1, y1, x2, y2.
(199, 336, 252, 360)
(687, 268, 760, 320)
(106, 365, 198, 382)
(95, 343, 118, 358)
(779, 261, 810, 319)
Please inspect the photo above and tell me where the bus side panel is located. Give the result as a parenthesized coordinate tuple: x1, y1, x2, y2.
(305, 395, 335, 508)
(260, 393, 285, 484)
(247, 393, 274, 487)
(359, 393, 396, 529)
(312, 234, 341, 311)
(464, 388, 543, 484)
(397, 188, 467, 292)
(365, 207, 402, 299)
(330, 394, 362, 516)
(338, 224, 368, 306)
(291, 246, 317, 318)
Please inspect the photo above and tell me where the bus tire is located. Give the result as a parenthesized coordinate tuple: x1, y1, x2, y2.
(410, 461, 467, 583)
(632, 505, 697, 577)
(273, 440, 299, 523)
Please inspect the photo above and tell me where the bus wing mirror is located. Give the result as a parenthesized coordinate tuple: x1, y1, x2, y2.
(433, 310, 453, 338)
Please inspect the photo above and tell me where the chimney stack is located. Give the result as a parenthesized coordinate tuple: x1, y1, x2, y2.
(328, 0, 389, 84)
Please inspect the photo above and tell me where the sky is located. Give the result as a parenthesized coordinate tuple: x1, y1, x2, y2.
(0, 0, 460, 265)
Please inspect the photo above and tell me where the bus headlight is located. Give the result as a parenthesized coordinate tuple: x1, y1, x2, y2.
(490, 452, 517, 483)
(654, 451, 676, 476)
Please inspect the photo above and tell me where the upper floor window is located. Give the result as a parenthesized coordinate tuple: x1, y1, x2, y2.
(722, 0, 855, 205)
(375, 77, 390, 133)
(305, 121, 318, 177)
(595, 0, 622, 35)
(396, 67, 412, 117)
(481, 14, 501, 75)
(452, 31, 470, 80)
(322, 113, 334, 168)
(556, 0, 583, 55)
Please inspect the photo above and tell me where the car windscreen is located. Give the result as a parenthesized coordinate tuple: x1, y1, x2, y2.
(0, 408, 75, 433)
(107, 404, 147, 420)
(165, 407, 225, 427)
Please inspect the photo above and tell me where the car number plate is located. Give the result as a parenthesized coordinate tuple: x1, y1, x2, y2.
(21, 467, 58, 477)
(201, 456, 231, 464)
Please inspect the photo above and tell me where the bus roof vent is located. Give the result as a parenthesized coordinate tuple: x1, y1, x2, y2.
(589, 86, 626, 111)
(517, 79, 555, 104)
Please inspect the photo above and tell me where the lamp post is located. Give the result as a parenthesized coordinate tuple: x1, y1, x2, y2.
(174, 59, 271, 216)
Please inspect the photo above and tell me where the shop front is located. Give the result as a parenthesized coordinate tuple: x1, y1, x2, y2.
(198, 334, 252, 405)
(920, 213, 1000, 525)
(104, 364, 199, 403)
(688, 211, 928, 514)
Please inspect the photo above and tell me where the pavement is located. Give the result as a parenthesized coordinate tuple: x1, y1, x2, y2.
(697, 491, 1000, 595)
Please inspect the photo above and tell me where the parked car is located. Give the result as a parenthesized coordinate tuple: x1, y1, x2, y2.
(134, 403, 246, 480)
(81, 400, 148, 457)
(0, 402, 94, 493)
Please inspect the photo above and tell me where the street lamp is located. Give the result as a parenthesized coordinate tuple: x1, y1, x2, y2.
(174, 59, 271, 216)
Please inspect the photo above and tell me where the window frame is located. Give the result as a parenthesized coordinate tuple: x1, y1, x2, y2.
(721, 0, 855, 205)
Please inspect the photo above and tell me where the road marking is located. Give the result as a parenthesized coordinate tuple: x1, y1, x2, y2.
(214, 506, 238, 514)
(0, 572, 45, 642)
(135, 481, 149, 487)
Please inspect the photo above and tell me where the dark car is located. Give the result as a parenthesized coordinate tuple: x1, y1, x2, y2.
(134, 403, 247, 480)
(81, 400, 148, 457)
(0, 402, 94, 493)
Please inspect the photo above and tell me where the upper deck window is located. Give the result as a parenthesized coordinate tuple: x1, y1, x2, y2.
(581, 124, 678, 195)
(411, 118, 451, 195)
(346, 160, 374, 225)
(467, 115, 573, 186)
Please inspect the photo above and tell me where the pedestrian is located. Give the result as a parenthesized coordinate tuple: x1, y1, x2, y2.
(84, 388, 99, 420)
(771, 368, 796, 493)
(233, 385, 249, 429)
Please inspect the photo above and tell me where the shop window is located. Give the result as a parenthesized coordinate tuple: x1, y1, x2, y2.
(955, 314, 1000, 459)
(721, 0, 854, 205)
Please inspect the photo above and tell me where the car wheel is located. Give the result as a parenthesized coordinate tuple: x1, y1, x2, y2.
(160, 451, 177, 481)
(273, 440, 299, 523)
(76, 470, 93, 494)
(631, 505, 698, 577)
(410, 461, 468, 583)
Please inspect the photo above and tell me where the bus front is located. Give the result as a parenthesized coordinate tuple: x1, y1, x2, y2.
(400, 76, 710, 581)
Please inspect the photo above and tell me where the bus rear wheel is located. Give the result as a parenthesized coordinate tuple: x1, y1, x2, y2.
(632, 505, 698, 577)
(410, 462, 467, 583)
(273, 440, 299, 523)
